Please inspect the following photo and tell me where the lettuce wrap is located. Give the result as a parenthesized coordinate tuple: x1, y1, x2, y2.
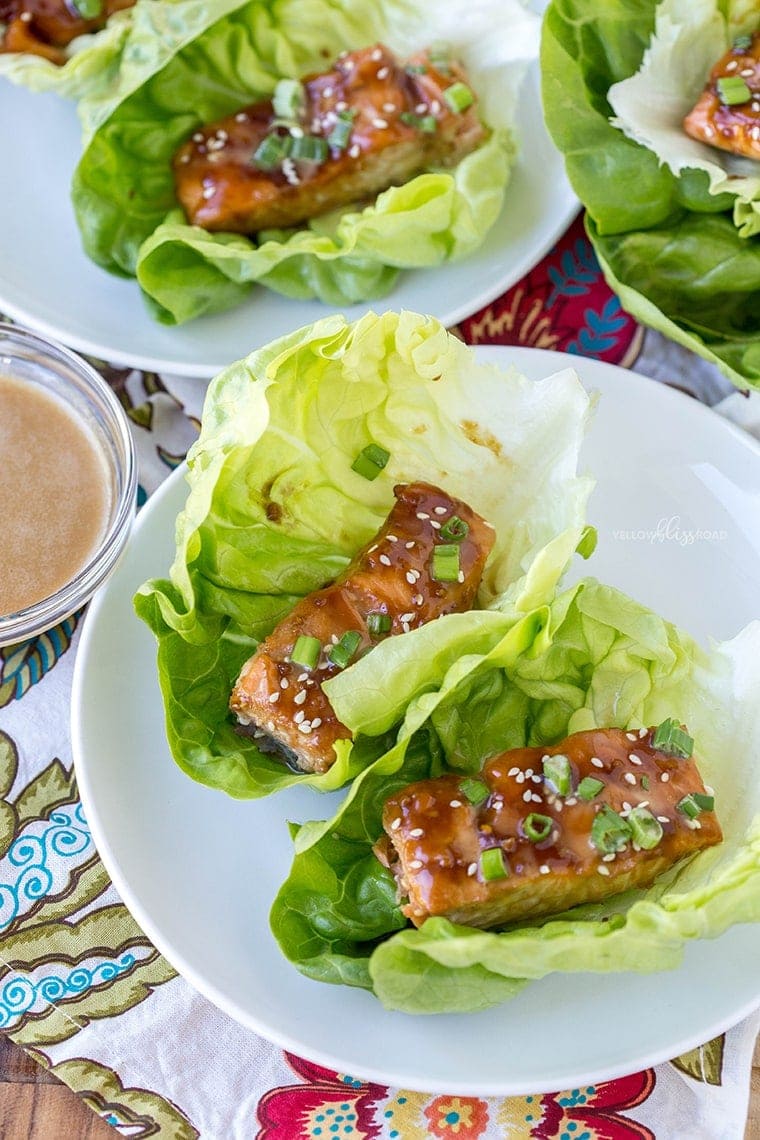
(271, 577, 760, 1013)
(541, 0, 760, 391)
(72, 0, 538, 323)
(135, 310, 593, 799)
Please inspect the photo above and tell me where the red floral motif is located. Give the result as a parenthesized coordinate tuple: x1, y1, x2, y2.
(530, 1069, 656, 1139)
(256, 1053, 386, 1140)
(424, 1094, 489, 1137)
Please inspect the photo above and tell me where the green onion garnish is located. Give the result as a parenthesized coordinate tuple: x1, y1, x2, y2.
(542, 753, 571, 797)
(460, 778, 489, 806)
(652, 718, 694, 759)
(351, 443, 390, 481)
(443, 81, 474, 113)
(72, 0, 103, 16)
(367, 611, 391, 637)
(590, 805, 632, 854)
(732, 34, 752, 53)
(273, 78, 305, 120)
(289, 135, 329, 163)
(577, 776, 604, 801)
(523, 812, 553, 843)
(641, 775, 650, 791)
(628, 806, 663, 850)
(405, 63, 427, 75)
(290, 634, 321, 670)
(480, 847, 508, 881)
(327, 111, 355, 151)
(576, 525, 597, 560)
(328, 629, 362, 669)
(677, 792, 715, 820)
(399, 111, 438, 133)
(439, 515, 469, 542)
(716, 75, 751, 105)
(428, 47, 452, 75)
(252, 133, 292, 170)
(431, 543, 460, 582)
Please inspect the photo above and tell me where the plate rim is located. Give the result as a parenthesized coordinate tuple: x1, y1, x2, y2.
(71, 345, 760, 1095)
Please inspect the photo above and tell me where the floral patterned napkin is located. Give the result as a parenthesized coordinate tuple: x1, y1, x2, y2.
(1, 214, 758, 1139)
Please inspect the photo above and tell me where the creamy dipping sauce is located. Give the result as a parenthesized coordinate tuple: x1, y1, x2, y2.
(0, 374, 111, 616)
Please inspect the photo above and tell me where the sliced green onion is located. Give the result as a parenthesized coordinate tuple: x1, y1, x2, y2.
(652, 717, 693, 759)
(460, 778, 489, 806)
(290, 635, 321, 670)
(428, 46, 452, 75)
(678, 792, 715, 820)
(431, 543, 460, 582)
(72, 0, 103, 16)
(732, 34, 752, 53)
(542, 753, 571, 797)
(327, 113, 354, 151)
(328, 629, 362, 669)
(252, 133, 291, 170)
(628, 806, 663, 850)
(577, 776, 604, 802)
(399, 111, 438, 133)
(523, 812, 553, 843)
(716, 75, 751, 105)
(641, 775, 650, 791)
(273, 78, 304, 120)
(351, 443, 390, 481)
(590, 805, 632, 854)
(367, 611, 391, 637)
(576, 525, 597, 560)
(480, 847, 508, 881)
(439, 515, 469, 542)
(289, 135, 329, 163)
(405, 63, 426, 75)
(443, 81, 474, 113)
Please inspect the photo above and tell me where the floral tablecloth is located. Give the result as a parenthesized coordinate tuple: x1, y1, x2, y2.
(1, 214, 759, 1140)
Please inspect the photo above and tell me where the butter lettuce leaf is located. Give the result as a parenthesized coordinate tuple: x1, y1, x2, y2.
(135, 311, 592, 798)
(71, 0, 537, 322)
(273, 578, 760, 1012)
(541, 0, 760, 391)
(0, 8, 131, 99)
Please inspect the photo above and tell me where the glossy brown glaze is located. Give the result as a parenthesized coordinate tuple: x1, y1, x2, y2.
(378, 727, 722, 928)
(230, 482, 494, 773)
(173, 43, 485, 233)
(683, 31, 760, 159)
(0, 0, 132, 60)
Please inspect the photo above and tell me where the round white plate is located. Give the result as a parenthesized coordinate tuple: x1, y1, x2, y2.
(0, 66, 576, 379)
(72, 347, 760, 1095)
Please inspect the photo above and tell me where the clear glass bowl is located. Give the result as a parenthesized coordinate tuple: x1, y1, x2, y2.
(0, 323, 137, 646)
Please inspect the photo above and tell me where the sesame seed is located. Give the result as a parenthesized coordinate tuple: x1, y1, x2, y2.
(410, 569, 421, 581)
(531, 774, 542, 784)
(178, 153, 191, 164)
(660, 772, 670, 782)
(235, 112, 248, 122)
(687, 819, 702, 830)
(409, 828, 424, 838)
(202, 185, 215, 200)
(525, 769, 534, 778)
(297, 672, 309, 682)
(752, 126, 760, 140)
(405, 571, 416, 585)
(639, 728, 648, 738)
(282, 157, 300, 185)
(216, 129, 228, 140)
(417, 512, 430, 520)
(336, 100, 348, 111)
(752, 101, 760, 113)
(603, 852, 616, 862)
(379, 554, 391, 566)
(626, 732, 637, 741)
(508, 767, 519, 777)
(376, 66, 390, 79)
(383, 102, 397, 113)
(657, 816, 669, 824)
(289, 125, 304, 139)
(402, 622, 410, 634)
(370, 47, 383, 61)
(19, 9, 31, 18)
(399, 612, 414, 623)
(590, 756, 604, 769)
(368, 544, 378, 553)
(629, 754, 642, 765)
(726, 59, 738, 71)
(415, 102, 427, 114)
(372, 117, 389, 129)
(522, 789, 532, 802)
(323, 85, 333, 97)
(624, 773, 637, 785)
(414, 594, 424, 606)
(539, 864, 550, 875)
(704, 785, 714, 795)
(409, 859, 423, 870)
(639, 800, 650, 809)
(430, 99, 441, 113)
(293, 690, 307, 706)
(298, 721, 312, 734)
(192, 132, 204, 142)
(457, 571, 465, 583)
(531, 793, 542, 803)
(391, 817, 401, 830)
(430, 521, 441, 530)
(387, 534, 398, 542)
(516, 773, 525, 784)
(597, 864, 611, 876)
(622, 801, 632, 812)
(467, 862, 477, 876)
(311, 718, 322, 728)
(740, 67, 754, 77)
(434, 506, 448, 515)
(268, 692, 280, 703)
(348, 143, 361, 158)
(449, 799, 462, 808)
(565, 797, 577, 807)
(405, 541, 415, 549)
(293, 710, 305, 724)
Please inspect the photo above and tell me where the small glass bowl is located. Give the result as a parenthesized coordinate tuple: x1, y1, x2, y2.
(0, 323, 137, 646)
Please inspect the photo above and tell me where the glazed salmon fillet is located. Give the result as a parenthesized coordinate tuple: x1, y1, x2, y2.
(0, 0, 133, 61)
(173, 42, 486, 233)
(230, 482, 494, 774)
(683, 30, 760, 160)
(377, 725, 722, 929)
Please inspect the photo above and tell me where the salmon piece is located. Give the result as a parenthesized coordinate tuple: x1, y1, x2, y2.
(230, 482, 495, 774)
(683, 30, 760, 160)
(377, 726, 722, 929)
(173, 43, 486, 233)
(0, 0, 133, 60)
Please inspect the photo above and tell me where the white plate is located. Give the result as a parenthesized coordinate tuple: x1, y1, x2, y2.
(0, 66, 576, 379)
(72, 347, 760, 1095)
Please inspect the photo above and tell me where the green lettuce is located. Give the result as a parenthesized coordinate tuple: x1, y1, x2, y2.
(272, 578, 760, 1013)
(72, 0, 538, 323)
(135, 310, 593, 799)
(541, 0, 760, 391)
(0, 8, 131, 99)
